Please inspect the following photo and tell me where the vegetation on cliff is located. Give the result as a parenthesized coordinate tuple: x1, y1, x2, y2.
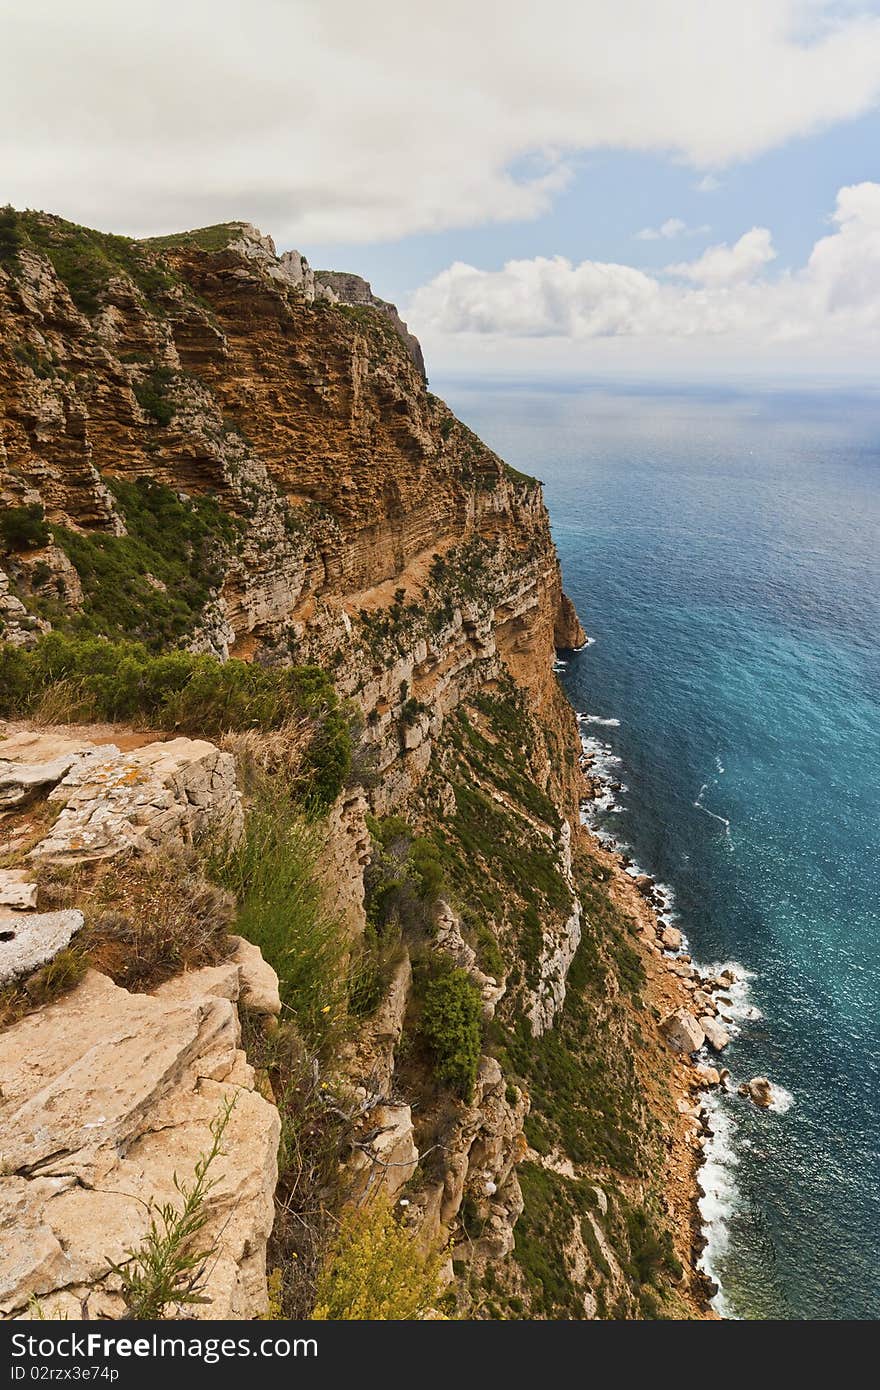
(0, 211, 701, 1322)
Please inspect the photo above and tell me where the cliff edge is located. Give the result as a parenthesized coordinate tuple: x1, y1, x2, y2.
(0, 208, 710, 1320)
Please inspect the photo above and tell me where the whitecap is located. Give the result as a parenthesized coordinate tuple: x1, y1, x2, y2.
(768, 1084, 794, 1114)
(581, 713, 621, 727)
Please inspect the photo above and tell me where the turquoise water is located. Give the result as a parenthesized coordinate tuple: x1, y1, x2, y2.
(437, 377, 880, 1320)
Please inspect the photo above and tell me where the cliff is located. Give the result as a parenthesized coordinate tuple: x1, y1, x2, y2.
(0, 208, 711, 1320)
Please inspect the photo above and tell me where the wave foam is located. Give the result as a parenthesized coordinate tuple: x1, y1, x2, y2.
(694, 781, 732, 835)
(697, 1094, 740, 1316)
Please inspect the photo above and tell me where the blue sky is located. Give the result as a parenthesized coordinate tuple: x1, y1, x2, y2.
(4, 1, 880, 377)
(303, 108, 880, 307)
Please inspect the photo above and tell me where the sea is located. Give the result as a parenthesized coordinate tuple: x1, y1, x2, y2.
(435, 375, 880, 1321)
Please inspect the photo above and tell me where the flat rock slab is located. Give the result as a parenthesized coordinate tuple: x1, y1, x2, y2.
(0, 908, 83, 985)
(0, 965, 279, 1318)
(0, 733, 121, 810)
(29, 737, 243, 864)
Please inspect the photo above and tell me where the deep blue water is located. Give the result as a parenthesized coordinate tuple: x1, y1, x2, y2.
(436, 377, 880, 1320)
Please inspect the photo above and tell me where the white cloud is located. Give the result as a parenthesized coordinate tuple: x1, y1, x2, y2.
(635, 217, 710, 241)
(666, 228, 778, 284)
(408, 183, 880, 363)
(695, 174, 723, 193)
(636, 218, 687, 241)
(2, 2, 880, 243)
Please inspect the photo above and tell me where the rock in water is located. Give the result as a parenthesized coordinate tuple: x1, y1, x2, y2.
(738, 1076, 774, 1108)
(700, 1016, 731, 1052)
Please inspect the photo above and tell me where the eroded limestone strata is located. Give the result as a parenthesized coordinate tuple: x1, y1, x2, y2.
(0, 214, 715, 1320)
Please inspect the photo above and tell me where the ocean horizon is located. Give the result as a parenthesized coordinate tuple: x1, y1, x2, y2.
(436, 375, 880, 1320)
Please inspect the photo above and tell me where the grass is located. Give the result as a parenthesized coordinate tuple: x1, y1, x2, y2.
(1, 209, 179, 315)
(1, 849, 233, 1028)
(513, 1163, 681, 1319)
(245, 1016, 350, 1318)
(207, 782, 349, 1054)
(38, 849, 235, 994)
(143, 223, 246, 254)
(0, 948, 88, 1030)
(490, 887, 650, 1174)
(0, 634, 352, 806)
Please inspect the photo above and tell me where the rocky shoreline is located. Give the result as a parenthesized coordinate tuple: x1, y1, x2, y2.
(575, 723, 782, 1317)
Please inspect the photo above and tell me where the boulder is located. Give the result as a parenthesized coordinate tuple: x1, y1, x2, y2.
(669, 959, 696, 979)
(660, 1010, 705, 1054)
(691, 1064, 721, 1087)
(0, 870, 38, 911)
(0, 909, 83, 985)
(229, 935, 281, 1017)
(700, 1016, 731, 1052)
(660, 925, 683, 951)
(738, 1076, 773, 1108)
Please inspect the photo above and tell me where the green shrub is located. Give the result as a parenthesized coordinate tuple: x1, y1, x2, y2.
(0, 504, 51, 553)
(312, 1195, 445, 1320)
(6, 211, 177, 315)
(133, 367, 176, 426)
(0, 205, 23, 263)
(419, 965, 482, 1100)
(0, 634, 351, 806)
(107, 1099, 234, 1319)
(53, 475, 235, 647)
(364, 815, 445, 937)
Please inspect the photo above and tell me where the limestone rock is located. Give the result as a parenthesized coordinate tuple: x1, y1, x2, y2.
(700, 1016, 731, 1052)
(526, 894, 582, 1037)
(0, 965, 279, 1319)
(0, 571, 50, 649)
(313, 270, 426, 379)
(0, 908, 83, 985)
(0, 731, 102, 808)
(660, 1009, 705, 1054)
(434, 899, 507, 1021)
(0, 869, 38, 910)
(29, 738, 243, 864)
(229, 935, 281, 1017)
(661, 925, 683, 951)
(346, 1101, 418, 1203)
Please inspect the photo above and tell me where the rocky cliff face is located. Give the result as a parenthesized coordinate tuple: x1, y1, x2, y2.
(0, 210, 708, 1321)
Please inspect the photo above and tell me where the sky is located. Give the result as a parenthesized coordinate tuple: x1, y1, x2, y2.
(3, 1, 880, 379)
